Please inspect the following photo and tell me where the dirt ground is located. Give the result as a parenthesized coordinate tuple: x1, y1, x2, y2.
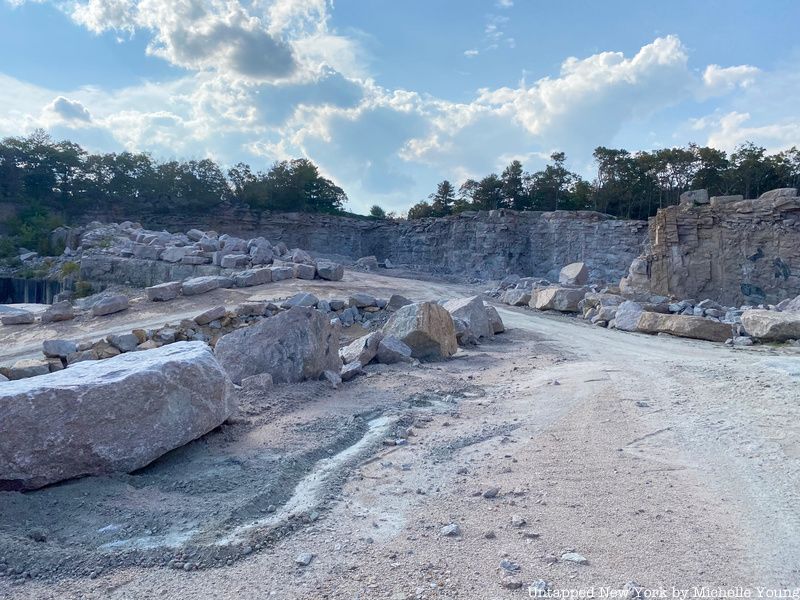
(1, 271, 799, 598)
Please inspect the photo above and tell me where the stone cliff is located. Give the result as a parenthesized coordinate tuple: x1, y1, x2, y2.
(622, 190, 800, 305)
(82, 207, 648, 283)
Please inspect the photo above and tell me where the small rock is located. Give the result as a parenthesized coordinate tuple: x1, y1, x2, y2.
(440, 523, 461, 537)
(561, 552, 588, 565)
(483, 487, 500, 499)
(295, 552, 314, 566)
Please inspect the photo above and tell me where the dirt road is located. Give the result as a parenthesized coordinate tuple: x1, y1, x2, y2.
(1, 274, 798, 598)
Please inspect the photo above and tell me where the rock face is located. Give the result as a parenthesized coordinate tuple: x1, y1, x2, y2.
(81, 210, 647, 282)
(741, 310, 800, 342)
(442, 296, 493, 340)
(532, 287, 585, 312)
(558, 262, 589, 286)
(214, 307, 341, 384)
(621, 189, 800, 305)
(636, 312, 732, 342)
(382, 302, 458, 360)
(0, 342, 233, 490)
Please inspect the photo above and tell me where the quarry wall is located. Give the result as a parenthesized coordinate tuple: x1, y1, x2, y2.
(622, 193, 800, 305)
(83, 207, 649, 283)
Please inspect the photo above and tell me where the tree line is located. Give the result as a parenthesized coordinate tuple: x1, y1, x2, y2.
(0, 130, 348, 218)
(406, 144, 800, 221)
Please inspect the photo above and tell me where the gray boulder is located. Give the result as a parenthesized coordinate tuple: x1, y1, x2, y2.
(613, 300, 644, 331)
(349, 292, 377, 308)
(386, 294, 412, 312)
(42, 339, 77, 359)
(194, 306, 227, 326)
(558, 262, 589, 286)
(759, 188, 797, 201)
(107, 333, 140, 353)
(501, 289, 531, 306)
(679, 189, 709, 204)
(442, 296, 493, 340)
(1, 309, 35, 326)
(41, 301, 74, 324)
(316, 261, 344, 281)
(160, 247, 187, 263)
(146, 281, 181, 302)
(214, 307, 341, 384)
(221, 254, 250, 269)
(636, 312, 732, 342)
(741, 310, 800, 342)
(356, 256, 379, 270)
(270, 266, 295, 281)
(295, 263, 316, 280)
(376, 336, 413, 364)
(382, 302, 458, 360)
(532, 287, 585, 312)
(182, 276, 231, 296)
(340, 361, 363, 382)
(4, 359, 51, 380)
(0, 342, 233, 490)
(340, 331, 383, 365)
(485, 305, 505, 334)
(91, 295, 129, 317)
(234, 268, 272, 288)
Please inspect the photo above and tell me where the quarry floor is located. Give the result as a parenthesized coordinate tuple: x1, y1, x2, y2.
(1, 270, 799, 598)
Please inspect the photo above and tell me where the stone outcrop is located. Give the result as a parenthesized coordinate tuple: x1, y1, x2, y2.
(382, 302, 458, 360)
(214, 307, 341, 384)
(0, 342, 233, 490)
(621, 188, 800, 305)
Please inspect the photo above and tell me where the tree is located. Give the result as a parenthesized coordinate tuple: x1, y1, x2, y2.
(429, 180, 456, 216)
(369, 204, 386, 218)
(501, 160, 527, 210)
(407, 200, 434, 219)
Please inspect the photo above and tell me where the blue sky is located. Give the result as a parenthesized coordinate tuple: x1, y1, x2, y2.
(1, 0, 798, 214)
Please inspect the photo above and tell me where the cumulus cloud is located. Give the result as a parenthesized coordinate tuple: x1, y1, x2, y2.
(44, 96, 93, 123)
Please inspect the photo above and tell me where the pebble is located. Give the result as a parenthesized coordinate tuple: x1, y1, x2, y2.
(500, 575, 523, 590)
(440, 524, 461, 537)
(510, 515, 527, 527)
(560, 552, 588, 565)
(295, 552, 314, 566)
(529, 579, 549, 596)
(482, 487, 500, 499)
(499, 559, 520, 572)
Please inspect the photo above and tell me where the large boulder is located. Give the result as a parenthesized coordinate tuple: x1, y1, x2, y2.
(214, 307, 341, 384)
(233, 268, 272, 288)
(91, 294, 129, 317)
(776, 295, 800, 313)
(501, 289, 531, 306)
(558, 262, 589, 286)
(0, 342, 233, 490)
(146, 281, 181, 302)
(741, 310, 800, 342)
(531, 287, 585, 312)
(636, 312, 732, 342)
(1, 309, 35, 325)
(41, 301, 74, 324)
(612, 300, 645, 331)
(382, 302, 458, 360)
(316, 261, 344, 281)
(442, 296, 493, 340)
(181, 276, 231, 296)
(485, 305, 505, 334)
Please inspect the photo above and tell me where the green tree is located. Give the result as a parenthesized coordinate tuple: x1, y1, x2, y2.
(429, 180, 456, 216)
(369, 204, 386, 218)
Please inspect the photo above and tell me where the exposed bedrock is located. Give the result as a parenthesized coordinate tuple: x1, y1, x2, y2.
(621, 189, 800, 305)
(79, 208, 647, 282)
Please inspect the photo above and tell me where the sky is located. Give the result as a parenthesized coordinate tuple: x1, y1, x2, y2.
(1, 0, 799, 215)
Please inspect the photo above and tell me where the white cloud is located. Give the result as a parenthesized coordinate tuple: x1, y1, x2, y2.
(495, 0, 513, 7)
(464, 49, 479, 58)
(702, 64, 760, 96)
